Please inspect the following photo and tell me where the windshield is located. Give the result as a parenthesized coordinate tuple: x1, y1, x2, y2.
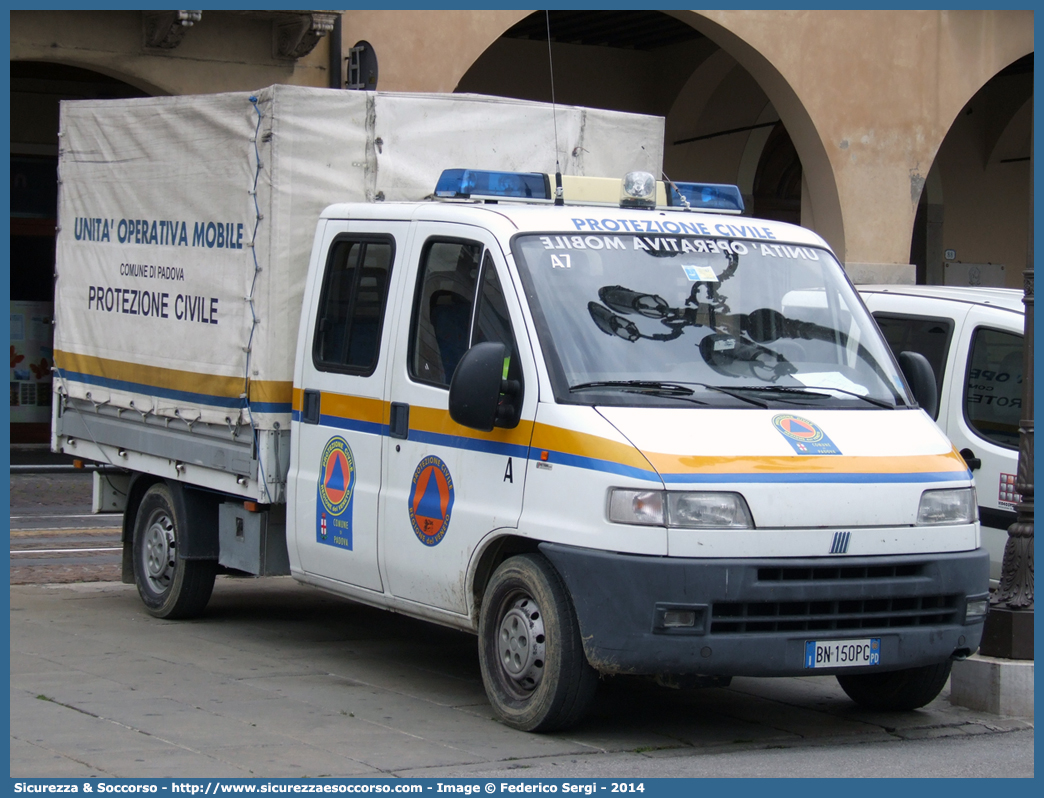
(513, 231, 913, 409)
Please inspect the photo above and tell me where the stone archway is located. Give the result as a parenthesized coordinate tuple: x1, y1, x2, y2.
(456, 10, 710, 117)
(914, 53, 1032, 287)
(11, 61, 150, 302)
(455, 10, 844, 256)
(751, 124, 802, 226)
(664, 11, 846, 261)
(686, 10, 1033, 282)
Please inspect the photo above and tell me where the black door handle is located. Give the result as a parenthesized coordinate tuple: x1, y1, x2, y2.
(390, 402, 409, 439)
(959, 448, 982, 471)
(302, 389, 321, 425)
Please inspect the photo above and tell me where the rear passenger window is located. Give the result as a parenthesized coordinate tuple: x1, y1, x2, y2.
(313, 236, 394, 375)
(871, 312, 953, 419)
(964, 327, 1023, 449)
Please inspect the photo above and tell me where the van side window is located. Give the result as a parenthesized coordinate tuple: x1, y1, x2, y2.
(313, 236, 394, 375)
(964, 327, 1023, 449)
(473, 251, 522, 386)
(871, 312, 953, 419)
(409, 239, 482, 387)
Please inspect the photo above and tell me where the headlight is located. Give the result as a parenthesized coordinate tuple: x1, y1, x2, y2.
(917, 487, 977, 525)
(608, 489, 754, 528)
(667, 492, 753, 528)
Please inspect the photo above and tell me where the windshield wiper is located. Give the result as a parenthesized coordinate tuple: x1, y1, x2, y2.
(694, 384, 769, 408)
(571, 380, 769, 408)
(568, 380, 713, 406)
(569, 380, 696, 397)
(568, 380, 896, 409)
(723, 384, 898, 409)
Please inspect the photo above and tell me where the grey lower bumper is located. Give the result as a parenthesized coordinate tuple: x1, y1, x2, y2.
(539, 543, 990, 678)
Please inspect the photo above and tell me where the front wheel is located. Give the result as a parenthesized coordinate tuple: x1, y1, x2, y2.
(132, 483, 216, 619)
(478, 554, 597, 732)
(836, 661, 952, 711)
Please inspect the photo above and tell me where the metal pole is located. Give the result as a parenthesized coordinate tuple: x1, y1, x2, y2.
(980, 112, 1034, 659)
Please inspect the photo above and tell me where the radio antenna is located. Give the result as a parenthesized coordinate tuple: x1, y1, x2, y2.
(546, 10, 564, 206)
(662, 171, 691, 210)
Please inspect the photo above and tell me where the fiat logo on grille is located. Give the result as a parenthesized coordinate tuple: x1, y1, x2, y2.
(830, 531, 852, 555)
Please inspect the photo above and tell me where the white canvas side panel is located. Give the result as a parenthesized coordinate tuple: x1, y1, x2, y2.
(371, 92, 665, 200)
(54, 92, 260, 426)
(564, 103, 666, 178)
(248, 85, 372, 418)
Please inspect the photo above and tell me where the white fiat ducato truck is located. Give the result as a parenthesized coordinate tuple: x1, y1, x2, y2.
(53, 86, 989, 732)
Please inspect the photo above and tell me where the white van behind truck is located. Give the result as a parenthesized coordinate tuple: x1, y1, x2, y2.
(53, 88, 989, 732)
(859, 285, 1026, 584)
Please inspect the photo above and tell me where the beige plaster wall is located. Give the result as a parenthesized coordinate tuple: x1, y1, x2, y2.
(10, 10, 329, 96)
(341, 10, 529, 94)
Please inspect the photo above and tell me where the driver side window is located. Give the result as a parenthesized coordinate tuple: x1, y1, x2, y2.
(408, 239, 521, 390)
(409, 239, 481, 388)
(473, 251, 522, 386)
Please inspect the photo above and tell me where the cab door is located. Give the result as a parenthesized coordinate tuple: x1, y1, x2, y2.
(291, 220, 408, 592)
(943, 308, 1024, 580)
(379, 224, 535, 614)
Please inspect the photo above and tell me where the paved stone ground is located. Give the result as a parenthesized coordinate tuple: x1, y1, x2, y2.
(10, 471, 121, 584)
(11, 561, 122, 585)
(9, 471, 94, 513)
(10, 577, 1033, 779)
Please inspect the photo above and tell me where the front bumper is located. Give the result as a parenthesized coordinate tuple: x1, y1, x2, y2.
(540, 543, 989, 677)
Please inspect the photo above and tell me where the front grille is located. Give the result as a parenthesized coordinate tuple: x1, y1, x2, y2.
(710, 594, 960, 634)
(757, 563, 925, 582)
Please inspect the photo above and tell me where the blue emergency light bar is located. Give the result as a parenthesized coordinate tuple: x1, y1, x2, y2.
(434, 169, 551, 201)
(667, 182, 745, 213)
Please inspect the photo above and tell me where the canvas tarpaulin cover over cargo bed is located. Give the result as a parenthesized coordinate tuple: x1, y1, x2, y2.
(53, 85, 664, 430)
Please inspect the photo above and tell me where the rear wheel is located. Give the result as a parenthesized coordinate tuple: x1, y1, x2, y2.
(478, 554, 597, 732)
(132, 483, 216, 619)
(836, 661, 952, 711)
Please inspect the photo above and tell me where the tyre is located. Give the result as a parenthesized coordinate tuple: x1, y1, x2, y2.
(132, 483, 216, 619)
(836, 660, 952, 711)
(478, 554, 597, 732)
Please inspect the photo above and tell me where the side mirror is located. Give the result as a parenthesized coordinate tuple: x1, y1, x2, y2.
(448, 342, 521, 431)
(898, 351, 938, 419)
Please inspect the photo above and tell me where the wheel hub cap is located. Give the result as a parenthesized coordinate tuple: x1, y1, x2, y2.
(498, 596, 546, 690)
(143, 514, 176, 591)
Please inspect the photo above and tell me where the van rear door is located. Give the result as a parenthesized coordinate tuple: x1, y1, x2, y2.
(945, 307, 1024, 578)
(291, 220, 409, 592)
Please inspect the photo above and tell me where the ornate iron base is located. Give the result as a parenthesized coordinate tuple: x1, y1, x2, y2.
(980, 606, 1034, 660)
